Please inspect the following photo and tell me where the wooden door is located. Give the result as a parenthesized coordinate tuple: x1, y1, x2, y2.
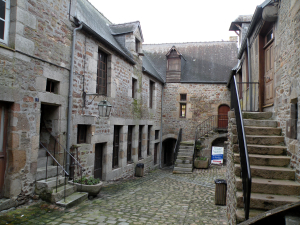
(127, 126, 133, 163)
(264, 42, 274, 106)
(0, 103, 8, 198)
(94, 143, 103, 180)
(218, 105, 230, 129)
(112, 126, 120, 169)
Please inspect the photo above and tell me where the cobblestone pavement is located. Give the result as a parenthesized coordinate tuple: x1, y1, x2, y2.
(0, 166, 227, 225)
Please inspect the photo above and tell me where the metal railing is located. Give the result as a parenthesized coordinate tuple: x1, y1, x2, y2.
(173, 128, 182, 165)
(237, 82, 259, 112)
(230, 75, 252, 220)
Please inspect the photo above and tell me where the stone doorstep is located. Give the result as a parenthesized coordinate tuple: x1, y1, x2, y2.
(233, 144, 287, 155)
(38, 148, 47, 158)
(173, 167, 193, 172)
(233, 135, 285, 145)
(234, 154, 291, 167)
(236, 177, 300, 195)
(172, 171, 192, 174)
(37, 156, 54, 168)
(232, 119, 277, 127)
(241, 112, 273, 120)
(232, 126, 282, 136)
(174, 164, 193, 168)
(177, 153, 194, 157)
(56, 192, 88, 208)
(36, 176, 66, 191)
(234, 164, 296, 180)
(176, 156, 193, 161)
(0, 198, 16, 212)
(36, 166, 63, 181)
(175, 159, 192, 164)
(236, 192, 300, 211)
(51, 184, 77, 203)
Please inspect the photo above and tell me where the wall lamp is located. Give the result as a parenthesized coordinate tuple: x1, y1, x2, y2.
(98, 100, 112, 117)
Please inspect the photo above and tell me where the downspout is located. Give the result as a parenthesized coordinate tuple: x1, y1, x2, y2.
(66, 22, 83, 173)
(159, 84, 165, 169)
(247, 38, 253, 111)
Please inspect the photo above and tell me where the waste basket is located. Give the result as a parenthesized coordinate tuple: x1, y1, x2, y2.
(214, 179, 227, 205)
(135, 163, 144, 177)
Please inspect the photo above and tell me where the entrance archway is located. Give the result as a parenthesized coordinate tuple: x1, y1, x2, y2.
(162, 138, 176, 167)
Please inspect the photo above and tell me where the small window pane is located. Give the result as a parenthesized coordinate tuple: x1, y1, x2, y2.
(0, 1, 6, 20)
(180, 94, 187, 101)
(180, 103, 186, 118)
(266, 30, 273, 43)
(0, 20, 4, 40)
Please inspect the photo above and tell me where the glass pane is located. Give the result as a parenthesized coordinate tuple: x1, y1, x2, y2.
(0, 20, 4, 40)
(0, 107, 4, 152)
(0, 1, 5, 20)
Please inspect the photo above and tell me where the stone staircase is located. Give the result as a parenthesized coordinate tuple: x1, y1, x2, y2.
(173, 141, 194, 174)
(232, 112, 300, 223)
(35, 148, 88, 208)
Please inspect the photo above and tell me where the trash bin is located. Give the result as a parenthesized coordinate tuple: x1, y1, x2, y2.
(214, 179, 227, 205)
(135, 163, 144, 177)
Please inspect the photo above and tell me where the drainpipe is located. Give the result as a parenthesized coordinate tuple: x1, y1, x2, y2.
(66, 23, 83, 174)
(247, 38, 253, 111)
(159, 84, 165, 169)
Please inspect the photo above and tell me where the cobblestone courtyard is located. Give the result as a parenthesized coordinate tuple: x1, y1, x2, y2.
(0, 167, 227, 225)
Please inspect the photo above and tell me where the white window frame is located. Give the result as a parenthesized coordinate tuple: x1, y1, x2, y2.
(0, 0, 10, 45)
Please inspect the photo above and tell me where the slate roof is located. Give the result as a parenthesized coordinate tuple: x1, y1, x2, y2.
(142, 54, 164, 83)
(74, 0, 135, 64)
(143, 42, 238, 83)
(110, 21, 144, 41)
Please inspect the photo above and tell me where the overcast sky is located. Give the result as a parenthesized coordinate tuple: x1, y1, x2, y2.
(88, 0, 265, 44)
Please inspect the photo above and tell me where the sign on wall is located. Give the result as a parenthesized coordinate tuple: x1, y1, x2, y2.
(211, 146, 224, 165)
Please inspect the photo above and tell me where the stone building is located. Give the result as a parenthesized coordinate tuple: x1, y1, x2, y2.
(0, 0, 237, 209)
(226, 0, 300, 223)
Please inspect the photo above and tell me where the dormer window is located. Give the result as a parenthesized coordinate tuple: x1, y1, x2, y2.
(166, 46, 184, 83)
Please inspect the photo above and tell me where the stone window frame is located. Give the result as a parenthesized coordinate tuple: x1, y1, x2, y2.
(149, 80, 155, 108)
(96, 49, 108, 96)
(0, 0, 10, 45)
(77, 124, 91, 144)
(132, 77, 137, 99)
(135, 38, 140, 53)
(179, 93, 187, 118)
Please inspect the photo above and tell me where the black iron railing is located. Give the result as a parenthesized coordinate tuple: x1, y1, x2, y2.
(237, 82, 259, 112)
(173, 128, 182, 165)
(195, 115, 228, 141)
(230, 75, 252, 220)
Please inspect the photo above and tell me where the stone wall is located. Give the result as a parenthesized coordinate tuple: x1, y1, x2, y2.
(162, 83, 231, 141)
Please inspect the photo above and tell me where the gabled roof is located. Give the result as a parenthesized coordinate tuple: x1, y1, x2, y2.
(237, 0, 273, 59)
(74, 0, 135, 64)
(229, 15, 253, 31)
(142, 54, 164, 83)
(143, 42, 238, 83)
(110, 21, 144, 42)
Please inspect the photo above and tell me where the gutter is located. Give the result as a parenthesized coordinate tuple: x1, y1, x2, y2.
(78, 21, 136, 65)
(66, 22, 83, 174)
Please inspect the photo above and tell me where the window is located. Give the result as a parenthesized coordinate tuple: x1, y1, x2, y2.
(180, 103, 186, 118)
(149, 81, 154, 108)
(138, 125, 143, 159)
(180, 94, 187, 101)
(154, 143, 158, 165)
(46, 79, 59, 94)
(97, 50, 107, 95)
(127, 126, 133, 163)
(265, 29, 274, 44)
(132, 78, 137, 98)
(0, 0, 10, 45)
(147, 126, 152, 155)
(77, 125, 88, 144)
(113, 126, 120, 169)
(135, 38, 140, 53)
(155, 130, 159, 140)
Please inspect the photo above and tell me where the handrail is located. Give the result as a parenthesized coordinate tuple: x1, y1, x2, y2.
(41, 120, 84, 171)
(173, 128, 182, 165)
(230, 75, 252, 220)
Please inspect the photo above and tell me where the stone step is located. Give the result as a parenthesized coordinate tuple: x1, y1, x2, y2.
(177, 152, 193, 157)
(37, 157, 54, 168)
(232, 118, 277, 127)
(175, 159, 193, 164)
(56, 192, 88, 208)
(241, 112, 273, 120)
(176, 156, 193, 161)
(173, 171, 193, 174)
(173, 167, 193, 172)
(236, 177, 300, 195)
(234, 164, 295, 180)
(174, 163, 193, 168)
(36, 166, 63, 181)
(236, 192, 300, 211)
(234, 154, 291, 167)
(233, 135, 284, 146)
(233, 144, 287, 155)
(36, 176, 66, 192)
(38, 149, 47, 157)
(178, 148, 194, 152)
(180, 141, 194, 146)
(232, 126, 282, 136)
(50, 184, 77, 203)
(236, 208, 266, 224)
(179, 146, 194, 150)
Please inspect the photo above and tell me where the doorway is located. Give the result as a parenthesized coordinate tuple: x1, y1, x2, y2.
(218, 105, 230, 129)
(0, 102, 8, 198)
(94, 143, 104, 180)
(162, 138, 176, 167)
